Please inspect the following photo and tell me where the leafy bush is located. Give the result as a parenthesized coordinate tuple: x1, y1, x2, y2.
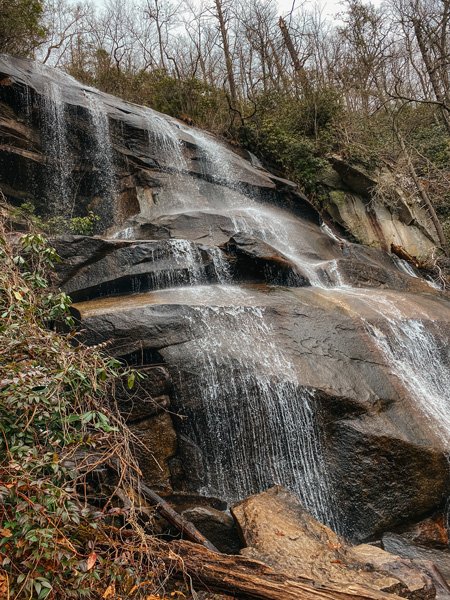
(238, 88, 341, 189)
(0, 229, 160, 599)
(6, 204, 100, 236)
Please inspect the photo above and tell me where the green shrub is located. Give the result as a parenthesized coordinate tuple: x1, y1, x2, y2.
(0, 230, 155, 599)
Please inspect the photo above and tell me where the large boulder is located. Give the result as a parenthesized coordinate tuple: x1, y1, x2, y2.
(231, 486, 436, 599)
(71, 284, 450, 540)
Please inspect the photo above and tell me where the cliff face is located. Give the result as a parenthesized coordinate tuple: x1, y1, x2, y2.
(2, 54, 450, 544)
(318, 157, 439, 257)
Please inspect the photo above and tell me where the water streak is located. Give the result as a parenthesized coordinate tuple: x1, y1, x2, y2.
(85, 91, 117, 210)
(176, 297, 337, 528)
(365, 314, 450, 446)
(39, 79, 72, 212)
(143, 108, 186, 172)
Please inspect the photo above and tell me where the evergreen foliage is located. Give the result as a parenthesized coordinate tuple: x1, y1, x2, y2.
(0, 227, 166, 599)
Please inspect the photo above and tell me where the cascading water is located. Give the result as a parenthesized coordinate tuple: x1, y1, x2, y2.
(39, 77, 72, 212)
(170, 287, 337, 529)
(11, 54, 450, 536)
(342, 290, 450, 445)
(143, 108, 187, 173)
(84, 91, 117, 212)
(95, 103, 450, 531)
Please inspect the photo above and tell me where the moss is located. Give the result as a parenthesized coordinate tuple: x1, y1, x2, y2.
(329, 190, 350, 208)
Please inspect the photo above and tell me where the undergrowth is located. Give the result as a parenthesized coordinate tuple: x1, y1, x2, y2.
(0, 225, 175, 599)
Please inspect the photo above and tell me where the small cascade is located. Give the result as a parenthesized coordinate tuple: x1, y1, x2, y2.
(143, 108, 187, 172)
(84, 91, 117, 212)
(321, 222, 343, 243)
(187, 129, 235, 184)
(208, 247, 233, 283)
(168, 239, 205, 284)
(185, 131, 346, 288)
(174, 290, 337, 529)
(39, 78, 72, 212)
(365, 314, 450, 446)
(328, 288, 450, 445)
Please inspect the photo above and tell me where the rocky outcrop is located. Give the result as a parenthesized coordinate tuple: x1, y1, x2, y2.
(69, 283, 450, 540)
(231, 487, 437, 599)
(0, 54, 311, 235)
(320, 157, 437, 257)
(2, 55, 450, 549)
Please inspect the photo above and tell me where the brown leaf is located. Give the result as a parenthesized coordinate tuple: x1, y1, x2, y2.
(86, 552, 97, 570)
(102, 584, 115, 598)
(0, 529, 12, 538)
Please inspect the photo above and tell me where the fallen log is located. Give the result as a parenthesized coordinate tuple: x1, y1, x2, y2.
(158, 539, 404, 600)
(390, 243, 423, 268)
(138, 482, 220, 553)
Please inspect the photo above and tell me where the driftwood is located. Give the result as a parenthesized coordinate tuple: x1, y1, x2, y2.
(391, 243, 424, 268)
(138, 482, 220, 553)
(158, 539, 403, 600)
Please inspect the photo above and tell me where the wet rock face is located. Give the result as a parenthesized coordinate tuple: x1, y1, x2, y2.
(71, 284, 450, 540)
(0, 54, 311, 234)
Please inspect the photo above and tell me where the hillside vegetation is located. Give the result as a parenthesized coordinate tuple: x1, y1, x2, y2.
(2, 0, 450, 252)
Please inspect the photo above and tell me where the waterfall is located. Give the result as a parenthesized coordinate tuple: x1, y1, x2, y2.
(39, 78, 72, 213)
(173, 288, 337, 529)
(351, 292, 450, 446)
(368, 318, 450, 444)
(85, 91, 117, 212)
(143, 108, 187, 173)
(15, 57, 449, 534)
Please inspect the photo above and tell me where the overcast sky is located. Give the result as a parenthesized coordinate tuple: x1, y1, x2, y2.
(277, 0, 382, 21)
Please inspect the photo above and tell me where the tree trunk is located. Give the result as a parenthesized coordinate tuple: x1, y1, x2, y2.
(278, 16, 310, 93)
(155, 539, 403, 600)
(412, 17, 450, 136)
(215, 0, 238, 114)
(138, 483, 220, 553)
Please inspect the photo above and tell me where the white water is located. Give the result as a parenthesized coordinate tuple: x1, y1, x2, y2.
(19, 60, 450, 532)
(176, 294, 337, 529)
(39, 77, 72, 212)
(333, 288, 450, 446)
(143, 108, 187, 173)
(85, 91, 117, 209)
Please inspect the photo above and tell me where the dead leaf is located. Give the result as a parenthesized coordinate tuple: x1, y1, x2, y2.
(103, 584, 115, 598)
(86, 552, 97, 570)
(0, 529, 12, 538)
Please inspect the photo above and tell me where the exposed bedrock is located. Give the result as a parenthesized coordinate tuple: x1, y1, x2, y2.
(320, 157, 438, 256)
(71, 284, 450, 541)
(231, 486, 439, 599)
